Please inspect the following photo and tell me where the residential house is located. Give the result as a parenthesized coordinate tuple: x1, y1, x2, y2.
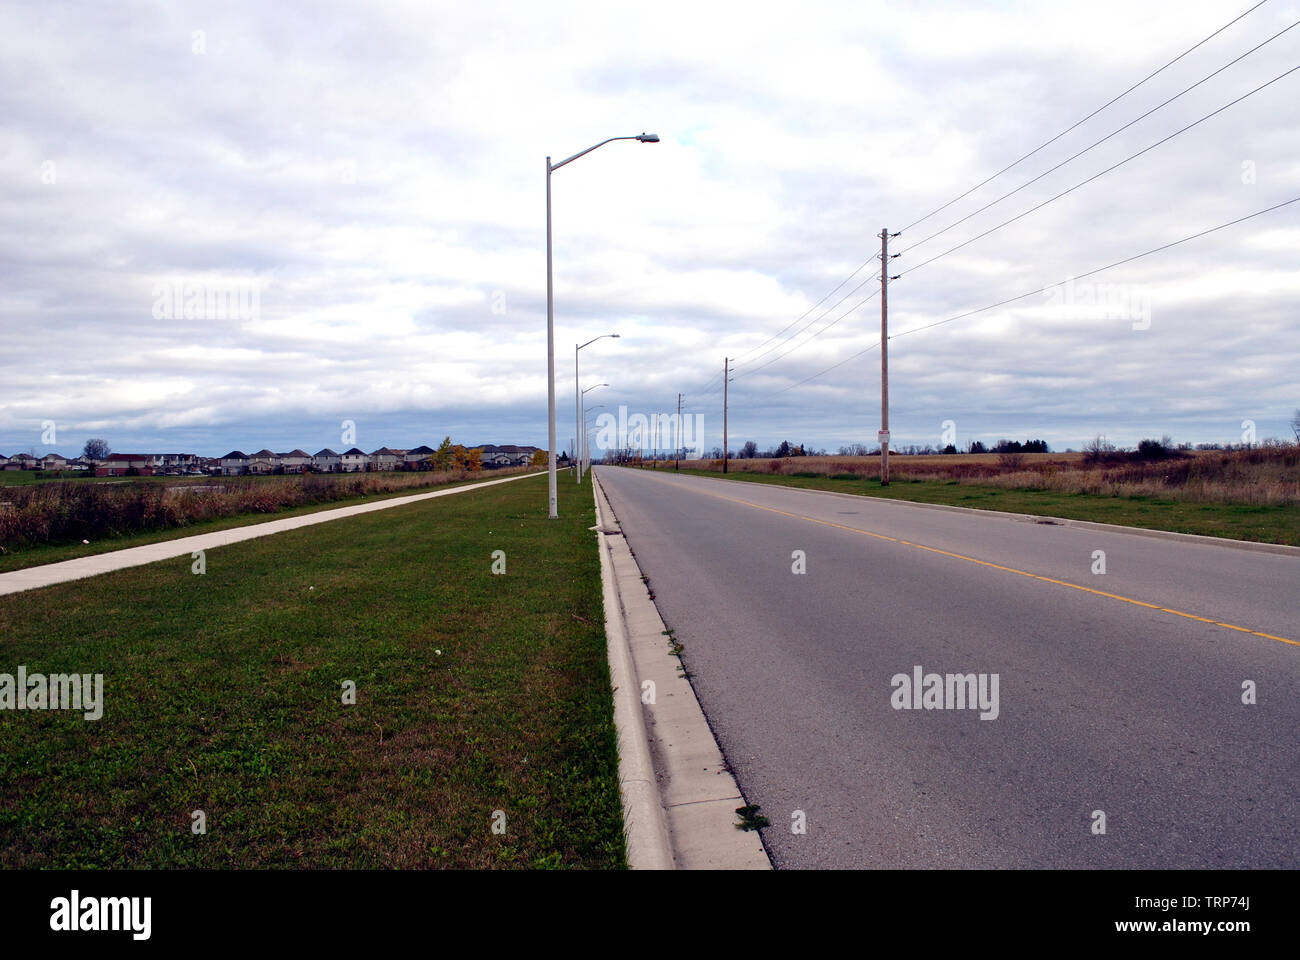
(247, 449, 277, 474)
(404, 445, 435, 469)
(220, 451, 250, 475)
(340, 447, 369, 472)
(276, 449, 311, 473)
(312, 448, 341, 473)
(159, 453, 198, 473)
(95, 454, 154, 477)
(370, 447, 403, 472)
(40, 453, 69, 471)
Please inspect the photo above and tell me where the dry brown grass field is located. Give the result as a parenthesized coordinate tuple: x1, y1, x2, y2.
(662, 446, 1300, 507)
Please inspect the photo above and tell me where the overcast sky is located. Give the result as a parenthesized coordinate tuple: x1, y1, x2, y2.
(2, 0, 1297, 458)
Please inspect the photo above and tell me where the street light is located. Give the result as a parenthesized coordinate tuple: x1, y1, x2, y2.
(580, 383, 608, 481)
(546, 133, 659, 518)
(576, 334, 619, 484)
(584, 405, 607, 473)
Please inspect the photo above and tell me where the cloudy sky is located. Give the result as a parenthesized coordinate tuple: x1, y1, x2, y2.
(2, 0, 1297, 459)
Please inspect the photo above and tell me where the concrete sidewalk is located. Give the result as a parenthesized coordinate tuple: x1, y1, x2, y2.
(0, 472, 539, 597)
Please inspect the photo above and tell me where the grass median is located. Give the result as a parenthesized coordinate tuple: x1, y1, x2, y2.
(669, 467, 1300, 546)
(0, 473, 625, 868)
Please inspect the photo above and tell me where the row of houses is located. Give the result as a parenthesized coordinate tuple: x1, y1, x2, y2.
(1, 452, 94, 472)
(2, 444, 540, 478)
(217, 445, 539, 475)
(0, 452, 208, 476)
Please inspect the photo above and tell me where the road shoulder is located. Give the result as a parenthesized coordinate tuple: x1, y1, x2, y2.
(592, 472, 770, 870)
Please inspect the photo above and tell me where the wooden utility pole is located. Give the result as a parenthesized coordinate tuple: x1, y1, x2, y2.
(653, 414, 658, 469)
(722, 357, 730, 473)
(879, 228, 896, 486)
(675, 393, 683, 470)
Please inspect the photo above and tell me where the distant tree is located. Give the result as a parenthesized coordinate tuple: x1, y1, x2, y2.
(433, 436, 454, 471)
(1291, 408, 1300, 443)
(1083, 435, 1116, 463)
(942, 444, 958, 455)
(83, 438, 110, 460)
(968, 440, 987, 454)
(775, 440, 792, 458)
(465, 447, 483, 472)
(741, 441, 758, 459)
(531, 449, 547, 467)
(1137, 436, 1176, 460)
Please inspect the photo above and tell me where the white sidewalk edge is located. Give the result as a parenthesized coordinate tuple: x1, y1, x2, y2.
(592, 471, 770, 870)
(0, 471, 542, 597)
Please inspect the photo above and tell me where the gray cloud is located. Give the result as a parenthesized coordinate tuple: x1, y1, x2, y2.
(2, 0, 1297, 459)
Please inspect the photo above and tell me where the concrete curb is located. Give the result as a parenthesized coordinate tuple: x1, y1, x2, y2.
(592, 472, 770, 870)
(592, 476, 675, 870)
(653, 470, 1300, 558)
(0, 471, 543, 597)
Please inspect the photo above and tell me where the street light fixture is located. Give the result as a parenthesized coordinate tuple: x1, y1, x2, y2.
(576, 334, 619, 484)
(583, 404, 607, 474)
(580, 383, 609, 481)
(546, 134, 659, 518)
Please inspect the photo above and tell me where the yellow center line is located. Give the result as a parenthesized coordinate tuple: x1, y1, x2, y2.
(687, 484, 1297, 648)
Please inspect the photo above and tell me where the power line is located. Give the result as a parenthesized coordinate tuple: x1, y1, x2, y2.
(892, 196, 1299, 340)
(897, 63, 1300, 279)
(726, 258, 876, 366)
(769, 340, 881, 396)
(740, 287, 880, 378)
(757, 196, 1296, 396)
(899, 0, 1270, 234)
(896, 18, 1299, 257)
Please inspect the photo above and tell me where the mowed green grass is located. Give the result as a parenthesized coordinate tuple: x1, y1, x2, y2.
(0, 474, 625, 868)
(672, 468, 1300, 546)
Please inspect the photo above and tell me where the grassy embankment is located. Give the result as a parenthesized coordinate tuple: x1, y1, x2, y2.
(652, 448, 1300, 546)
(0, 473, 624, 868)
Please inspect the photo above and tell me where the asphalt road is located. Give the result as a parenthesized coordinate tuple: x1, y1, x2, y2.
(594, 466, 1300, 869)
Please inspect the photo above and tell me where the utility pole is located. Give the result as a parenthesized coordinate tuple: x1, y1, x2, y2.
(722, 357, 730, 474)
(675, 393, 682, 471)
(545, 156, 558, 517)
(879, 227, 899, 486)
(653, 414, 659, 469)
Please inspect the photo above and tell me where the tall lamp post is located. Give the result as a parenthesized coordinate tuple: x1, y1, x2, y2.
(546, 133, 659, 518)
(576, 334, 618, 483)
(580, 383, 608, 481)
